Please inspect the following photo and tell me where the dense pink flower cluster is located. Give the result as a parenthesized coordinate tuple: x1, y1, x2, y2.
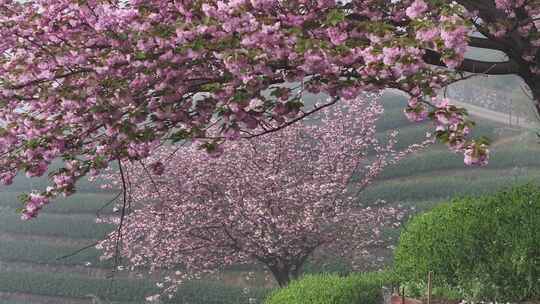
(406, 0, 429, 19)
(97, 95, 432, 294)
(0, 0, 534, 216)
(464, 143, 489, 166)
(494, 0, 525, 13)
(20, 193, 49, 220)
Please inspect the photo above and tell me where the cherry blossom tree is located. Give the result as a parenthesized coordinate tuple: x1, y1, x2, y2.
(1, 0, 530, 216)
(97, 94, 431, 293)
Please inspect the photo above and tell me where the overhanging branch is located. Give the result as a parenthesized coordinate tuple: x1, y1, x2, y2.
(244, 97, 340, 139)
(423, 49, 520, 75)
(468, 36, 508, 52)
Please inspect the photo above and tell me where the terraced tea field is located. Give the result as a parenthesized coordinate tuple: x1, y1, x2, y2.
(0, 92, 537, 303)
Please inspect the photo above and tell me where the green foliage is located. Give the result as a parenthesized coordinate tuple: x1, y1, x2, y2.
(394, 184, 540, 302)
(396, 281, 463, 301)
(325, 9, 346, 26)
(431, 286, 463, 300)
(265, 272, 393, 304)
(170, 281, 271, 304)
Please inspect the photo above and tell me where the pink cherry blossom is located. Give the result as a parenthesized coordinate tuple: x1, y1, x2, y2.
(97, 94, 432, 295)
(464, 144, 490, 166)
(416, 28, 440, 43)
(149, 161, 165, 176)
(404, 104, 429, 122)
(1, 0, 539, 216)
(406, 0, 429, 19)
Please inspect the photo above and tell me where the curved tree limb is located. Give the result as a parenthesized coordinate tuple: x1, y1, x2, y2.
(468, 36, 508, 53)
(423, 49, 520, 75)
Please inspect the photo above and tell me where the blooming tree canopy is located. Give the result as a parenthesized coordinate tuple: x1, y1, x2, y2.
(1, 0, 530, 215)
(97, 94, 431, 293)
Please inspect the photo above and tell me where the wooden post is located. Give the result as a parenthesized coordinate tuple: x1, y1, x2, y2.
(402, 287, 406, 304)
(427, 271, 433, 304)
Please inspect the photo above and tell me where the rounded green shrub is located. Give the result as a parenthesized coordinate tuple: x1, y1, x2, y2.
(394, 184, 540, 302)
(264, 272, 393, 304)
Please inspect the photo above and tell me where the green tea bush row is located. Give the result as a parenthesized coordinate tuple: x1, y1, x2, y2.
(379, 147, 540, 180)
(0, 301, 58, 304)
(0, 239, 112, 267)
(0, 212, 113, 239)
(394, 184, 540, 302)
(376, 91, 501, 139)
(3, 174, 111, 193)
(0, 270, 269, 304)
(0, 158, 112, 193)
(265, 272, 394, 304)
(377, 106, 418, 132)
(376, 124, 432, 151)
(377, 92, 411, 132)
(361, 174, 540, 204)
(0, 270, 158, 301)
(0, 192, 118, 214)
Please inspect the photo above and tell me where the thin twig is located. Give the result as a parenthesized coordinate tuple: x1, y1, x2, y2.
(245, 97, 340, 139)
(56, 190, 122, 261)
(56, 241, 99, 261)
(95, 191, 122, 219)
(114, 159, 129, 267)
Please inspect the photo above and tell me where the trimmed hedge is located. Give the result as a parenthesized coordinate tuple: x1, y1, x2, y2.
(394, 184, 540, 302)
(170, 281, 270, 304)
(265, 272, 393, 304)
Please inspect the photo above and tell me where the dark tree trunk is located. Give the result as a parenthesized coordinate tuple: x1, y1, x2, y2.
(291, 263, 302, 280)
(264, 250, 315, 287)
(268, 263, 293, 287)
(267, 258, 309, 287)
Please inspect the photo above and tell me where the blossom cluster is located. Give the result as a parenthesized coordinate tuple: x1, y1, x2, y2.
(0, 0, 531, 216)
(97, 94, 432, 295)
(20, 193, 49, 220)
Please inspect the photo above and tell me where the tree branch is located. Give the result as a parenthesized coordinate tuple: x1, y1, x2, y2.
(454, 0, 506, 22)
(423, 49, 520, 75)
(468, 36, 508, 52)
(244, 97, 340, 139)
(56, 241, 100, 261)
